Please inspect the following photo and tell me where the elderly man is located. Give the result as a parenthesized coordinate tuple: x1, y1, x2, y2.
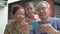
(37, 1, 60, 34)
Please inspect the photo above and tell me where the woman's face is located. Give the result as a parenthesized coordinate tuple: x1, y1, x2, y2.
(14, 8, 25, 21)
(26, 4, 35, 15)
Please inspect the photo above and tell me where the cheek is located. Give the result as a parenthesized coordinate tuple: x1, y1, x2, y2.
(46, 9, 49, 13)
(21, 15, 24, 19)
(32, 9, 35, 12)
(46, 10, 50, 15)
(32, 9, 35, 11)
(17, 15, 25, 20)
(15, 15, 20, 20)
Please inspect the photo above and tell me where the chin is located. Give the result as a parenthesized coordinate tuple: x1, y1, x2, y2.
(40, 16, 46, 19)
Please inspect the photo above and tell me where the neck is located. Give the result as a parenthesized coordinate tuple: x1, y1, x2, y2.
(15, 20, 24, 24)
(28, 14, 34, 19)
(42, 17, 50, 23)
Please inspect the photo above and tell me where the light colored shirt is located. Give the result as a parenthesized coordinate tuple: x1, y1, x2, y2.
(29, 18, 60, 34)
(25, 15, 40, 23)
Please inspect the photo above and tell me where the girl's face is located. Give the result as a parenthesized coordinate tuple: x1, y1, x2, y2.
(26, 4, 35, 15)
(14, 8, 25, 21)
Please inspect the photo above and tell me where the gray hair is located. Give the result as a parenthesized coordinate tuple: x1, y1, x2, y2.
(37, 1, 50, 9)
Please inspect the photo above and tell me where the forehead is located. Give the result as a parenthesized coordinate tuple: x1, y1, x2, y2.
(16, 9, 24, 13)
(38, 3, 47, 8)
(27, 4, 34, 8)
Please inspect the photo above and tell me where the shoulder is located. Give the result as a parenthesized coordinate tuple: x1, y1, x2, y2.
(5, 21, 15, 30)
(7, 22, 14, 27)
(51, 18, 60, 21)
(50, 18, 60, 24)
(4, 21, 15, 34)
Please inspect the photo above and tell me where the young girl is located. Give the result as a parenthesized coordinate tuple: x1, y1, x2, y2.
(25, 2, 40, 23)
(25, 2, 40, 34)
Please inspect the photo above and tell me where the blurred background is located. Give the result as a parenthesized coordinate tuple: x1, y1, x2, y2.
(8, 0, 60, 20)
(0, 0, 60, 34)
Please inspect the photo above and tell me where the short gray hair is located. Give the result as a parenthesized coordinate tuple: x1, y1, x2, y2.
(37, 1, 50, 9)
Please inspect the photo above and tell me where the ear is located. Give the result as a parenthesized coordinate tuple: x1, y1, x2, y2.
(49, 8, 51, 14)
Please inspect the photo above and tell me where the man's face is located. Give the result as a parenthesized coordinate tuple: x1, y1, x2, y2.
(37, 3, 50, 19)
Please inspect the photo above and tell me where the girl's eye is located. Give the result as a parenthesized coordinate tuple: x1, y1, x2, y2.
(22, 13, 25, 16)
(30, 8, 33, 10)
(27, 8, 33, 10)
(22, 14, 24, 15)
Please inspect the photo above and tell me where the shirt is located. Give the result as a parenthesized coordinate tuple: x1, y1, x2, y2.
(4, 22, 22, 34)
(25, 14, 40, 23)
(29, 18, 60, 34)
(25, 14, 40, 34)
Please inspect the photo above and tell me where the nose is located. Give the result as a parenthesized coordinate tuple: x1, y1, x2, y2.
(40, 10, 44, 13)
(29, 9, 31, 12)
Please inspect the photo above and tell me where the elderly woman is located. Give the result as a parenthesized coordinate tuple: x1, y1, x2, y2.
(37, 1, 60, 34)
(4, 5, 32, 34)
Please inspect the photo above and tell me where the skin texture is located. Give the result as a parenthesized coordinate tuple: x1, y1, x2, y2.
(14, 9, 25, 22)
(37, 3, 50, 22)
(37, 3, 59, 34)
(26, 3, 35, 19)
(14, 8, 32, 34)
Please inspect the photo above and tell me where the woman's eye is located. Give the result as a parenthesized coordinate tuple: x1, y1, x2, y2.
(22, 14, 24, 16)
(22, 14, 23, 15)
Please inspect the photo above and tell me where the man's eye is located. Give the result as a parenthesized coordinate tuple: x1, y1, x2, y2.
(42, 7, 46, 10)
(38, 9, 41, 11)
